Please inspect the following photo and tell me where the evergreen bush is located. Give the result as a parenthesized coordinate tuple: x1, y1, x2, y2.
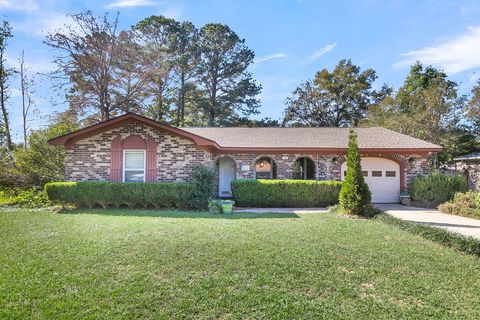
(190, 165, 217, 210)
(409, 174, 468, 208)
(338, 129, 372, 216)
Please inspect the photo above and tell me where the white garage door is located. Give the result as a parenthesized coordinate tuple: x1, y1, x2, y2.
(341, 157, 400, 203)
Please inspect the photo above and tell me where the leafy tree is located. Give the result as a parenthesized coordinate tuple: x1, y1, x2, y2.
(197, 23, 261, 126)
(283, 59, 377, 127)
(339, 129, 371, 216)
(113, 30, 149, 114)
(467, 80, 480, 136)
(366, 62, 478, 163)
(282, 81, 330, 127)
(0, 20, 13, 151)
(13, 121, 77, 186)
(45, 11, 124, 121)
(0, 116, 78, 188)
(229, 116, 280, 127)
(133, 15, 179, 122)
(171, 21, 200, 126)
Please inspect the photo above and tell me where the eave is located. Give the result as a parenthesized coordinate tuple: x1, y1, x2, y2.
(48, 112, 221, 150)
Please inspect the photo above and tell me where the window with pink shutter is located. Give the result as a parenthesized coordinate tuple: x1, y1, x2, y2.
(109, 135, 156, 183)
(146, 135, 157, 182)
(110, 135, 122, 181)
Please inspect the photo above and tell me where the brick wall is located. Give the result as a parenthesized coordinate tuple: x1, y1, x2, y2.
(462, 161, 480, 191)
(214, 153, 431, 189)
(65, 121, 213, 182)
(66, 121, 432, 188)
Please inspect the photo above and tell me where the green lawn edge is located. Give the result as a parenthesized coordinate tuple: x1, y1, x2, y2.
(376, 213, 480, 257)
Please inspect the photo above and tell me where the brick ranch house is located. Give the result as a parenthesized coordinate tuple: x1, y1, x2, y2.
(49, 112, 442, 203)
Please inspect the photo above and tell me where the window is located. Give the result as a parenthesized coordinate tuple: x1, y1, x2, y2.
(386, 171, 396, 177)
(344, 171, 368, 177)
(292, 157, 315, 179)
(255, 157, 276, 179)
(123, 150, 146, 182)
(371, 171, 382, 177)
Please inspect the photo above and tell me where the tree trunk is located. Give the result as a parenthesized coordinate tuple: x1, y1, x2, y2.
(21, 50, 27, 148)
(208, 109, 215, 126)
(0, 77, 12, 151)
(180, 88, 185, 126)
(158, 94, 163, 121)
(176, 75, 185, 127)
(208, 81, 217, 126)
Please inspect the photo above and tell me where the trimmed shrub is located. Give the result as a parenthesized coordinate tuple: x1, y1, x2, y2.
(409, 174, 468, 208)
(439, 192, 480, 219)
(477, 193, 480, 211)
(231, 179, 342, 207)
(45, 181, 194, 209)
(339, 129, 372, 216)
(329, 204, 381, 218)
(190, 165, 217, 210)
(0, 187, 50, 208)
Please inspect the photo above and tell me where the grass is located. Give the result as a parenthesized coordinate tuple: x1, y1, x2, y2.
(376, 213, 480, 257)
(1, 209, 480, 319)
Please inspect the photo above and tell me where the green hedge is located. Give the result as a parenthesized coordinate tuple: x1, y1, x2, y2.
(231, 179, 342, 207)
(45, 181, 194, 209)
(439, 192, 480, 219)
(409, 174, 468, 208)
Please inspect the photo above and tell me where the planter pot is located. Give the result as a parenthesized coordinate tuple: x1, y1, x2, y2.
(217, 200, 235, 214)
(208, 205, 220, 215)
(220, 204, 233, 214)
(400, 197, 411, 206)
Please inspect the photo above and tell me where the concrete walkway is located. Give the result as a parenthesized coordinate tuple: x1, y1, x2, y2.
(376, 204, 480, 240)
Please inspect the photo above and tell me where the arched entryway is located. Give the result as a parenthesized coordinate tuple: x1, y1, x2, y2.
(218, 157, 236, 197)
(292, 157, 316, 180)
(341, 157, 400, 203)
(254, 157, 277, 179)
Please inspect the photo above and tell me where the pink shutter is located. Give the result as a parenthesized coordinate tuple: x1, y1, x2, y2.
(146, 135, 157, 183)
(110, 135, 122, 182)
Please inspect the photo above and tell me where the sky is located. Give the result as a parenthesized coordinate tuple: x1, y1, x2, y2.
(2, 0, 480, 141)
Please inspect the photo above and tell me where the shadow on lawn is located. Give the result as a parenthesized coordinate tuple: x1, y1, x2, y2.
(61, 209, 300, 219)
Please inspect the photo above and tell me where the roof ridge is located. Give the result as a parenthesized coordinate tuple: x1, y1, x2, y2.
(183, 126, 378, 129)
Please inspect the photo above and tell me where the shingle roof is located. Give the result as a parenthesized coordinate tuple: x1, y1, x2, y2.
(182, 127, 442, 150)
(454, 153, 480, 161)
(48, 112, 442, 152)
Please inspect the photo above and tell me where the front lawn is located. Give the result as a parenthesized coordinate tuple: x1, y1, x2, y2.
(1, 209, 480, 319)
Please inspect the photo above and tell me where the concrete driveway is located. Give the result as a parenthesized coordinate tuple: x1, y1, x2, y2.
(377, 204, 480, 240)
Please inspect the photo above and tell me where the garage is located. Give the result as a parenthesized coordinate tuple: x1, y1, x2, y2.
(341, 157, 401, 203)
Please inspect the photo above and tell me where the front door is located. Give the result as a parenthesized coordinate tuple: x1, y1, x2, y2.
(218, 157, 236, 197)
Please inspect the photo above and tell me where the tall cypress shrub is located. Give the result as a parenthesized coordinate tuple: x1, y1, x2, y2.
(339, 129, 372, 216)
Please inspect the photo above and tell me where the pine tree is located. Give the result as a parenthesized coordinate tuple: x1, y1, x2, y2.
(339, 129, 371, 216)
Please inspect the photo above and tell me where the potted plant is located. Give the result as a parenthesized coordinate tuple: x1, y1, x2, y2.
(217, 200, 235, 214)
(208, 199, 221, 214)
(400, 191, 411, 206)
